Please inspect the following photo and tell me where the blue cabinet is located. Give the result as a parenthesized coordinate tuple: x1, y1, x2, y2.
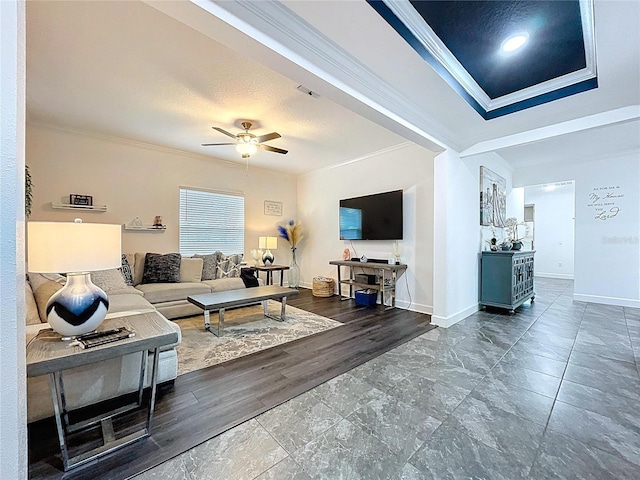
(480, 251, 535, 312)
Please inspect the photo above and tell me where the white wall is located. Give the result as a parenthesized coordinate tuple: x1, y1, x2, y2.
(26, 124, 298, 259)
(1, 1, 27, 477)
(524, 183, 575, 279)
(432, 151, 514, 327)
(297, 143, 435, 313)
(514, 151, 640, 307)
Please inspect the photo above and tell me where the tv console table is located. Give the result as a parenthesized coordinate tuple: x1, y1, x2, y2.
(329, 260, 407, 309)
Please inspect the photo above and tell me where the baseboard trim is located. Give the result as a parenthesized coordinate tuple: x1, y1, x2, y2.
(536, 273, 574, 280)
(397, 301, 432, 315)
(573, 293, 640, 308)
(431, 303, 480, 328)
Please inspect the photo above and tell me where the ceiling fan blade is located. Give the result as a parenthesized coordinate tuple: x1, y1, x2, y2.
(201, 142, 237, 146)
(255, 132, 281, 143)
(212, 127, 238, 139)
(258, 144, 288, 154)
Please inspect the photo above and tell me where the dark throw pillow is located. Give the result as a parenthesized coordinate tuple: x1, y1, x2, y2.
(119, 254, 134, 286)
(142, 253, 182, 284)
(193, 252, 223, 280)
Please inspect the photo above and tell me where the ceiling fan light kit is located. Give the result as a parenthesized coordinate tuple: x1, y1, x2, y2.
(202, 121, 288, 159)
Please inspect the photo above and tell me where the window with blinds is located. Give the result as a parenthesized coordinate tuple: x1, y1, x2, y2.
(179, 188, 245, 256)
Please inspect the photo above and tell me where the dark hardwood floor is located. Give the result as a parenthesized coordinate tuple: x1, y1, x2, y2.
(28, 289, 434, 479)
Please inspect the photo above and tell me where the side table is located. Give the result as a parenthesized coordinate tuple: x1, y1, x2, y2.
(26, 311, 178, 471)
(253, 264, 290, 286)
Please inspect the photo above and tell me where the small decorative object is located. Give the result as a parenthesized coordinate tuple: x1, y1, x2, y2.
(360, 255, 368, 263)
(70, 194, 93, 206)
(27, 219, 122, 338)
(259, 236, 277, 265)
(500, 241, 513, 251)
(264, 200, 283, 216)
(153, 215, 163, 227)
(128, 217, 143, 228)
(392, 240, 402, 264)
(343, 248, 350, 261)
(505, 216, 526, 250)
(489, 237, 499, 251)
(250, 249, 263, 267)
(278, 219, 304, 288)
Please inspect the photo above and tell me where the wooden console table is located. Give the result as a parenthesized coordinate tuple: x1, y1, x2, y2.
(329, 260, 407, 309)
(26, 312, 178, 471)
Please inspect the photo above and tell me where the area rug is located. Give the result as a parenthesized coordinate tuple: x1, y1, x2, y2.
(174, 300, 342, 375)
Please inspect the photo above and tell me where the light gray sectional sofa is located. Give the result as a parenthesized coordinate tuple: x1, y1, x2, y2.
(26, 251, 250, 422)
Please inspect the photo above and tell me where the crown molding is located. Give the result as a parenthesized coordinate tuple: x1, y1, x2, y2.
(460, 105, 640, 157)
(301, 141, 415, 177)
(25, 120, 289, 174)
(189, 0, 457, 152)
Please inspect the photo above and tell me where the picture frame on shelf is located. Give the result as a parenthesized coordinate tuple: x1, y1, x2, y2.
(264, 200, 283, 216)
(70, 194, 93, 206)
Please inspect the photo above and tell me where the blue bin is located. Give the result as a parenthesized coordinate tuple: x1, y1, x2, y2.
(355, 290, 378, 307)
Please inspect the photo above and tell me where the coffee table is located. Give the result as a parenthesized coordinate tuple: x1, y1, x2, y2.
(187, 286, 299, 337)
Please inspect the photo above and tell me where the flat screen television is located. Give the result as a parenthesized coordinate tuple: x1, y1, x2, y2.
(339, 190, 403, 240)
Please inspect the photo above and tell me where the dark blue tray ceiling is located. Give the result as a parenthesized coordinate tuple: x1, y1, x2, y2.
(368, 0, 597, 119)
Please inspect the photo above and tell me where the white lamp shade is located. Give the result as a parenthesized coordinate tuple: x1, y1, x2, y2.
(28, 221, 122, 273)
(258, 236, 277, 250)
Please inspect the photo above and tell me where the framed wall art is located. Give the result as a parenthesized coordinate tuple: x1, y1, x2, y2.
(480, 166, 506, 227)
(264, 200, 283, 216)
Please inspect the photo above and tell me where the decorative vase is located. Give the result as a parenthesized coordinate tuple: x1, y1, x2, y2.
(289, 248, 300, 288)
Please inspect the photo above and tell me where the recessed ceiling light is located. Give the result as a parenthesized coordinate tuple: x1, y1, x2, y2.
(501, 34, 529, 53)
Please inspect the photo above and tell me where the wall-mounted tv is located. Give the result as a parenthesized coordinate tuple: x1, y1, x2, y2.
(339, 189, 403, 240)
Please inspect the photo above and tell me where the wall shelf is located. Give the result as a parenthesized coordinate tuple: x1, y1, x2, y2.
(123, 225, 166, 232)
(51, 202, 107, 212)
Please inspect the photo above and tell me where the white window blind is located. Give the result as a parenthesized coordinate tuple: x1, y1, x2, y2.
(179, 188, 245, 256)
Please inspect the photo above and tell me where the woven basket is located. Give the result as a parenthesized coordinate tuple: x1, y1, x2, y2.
(312, 276, 335, 297)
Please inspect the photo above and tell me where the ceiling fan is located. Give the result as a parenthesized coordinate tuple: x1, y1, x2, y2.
(202, 121, 288, 158)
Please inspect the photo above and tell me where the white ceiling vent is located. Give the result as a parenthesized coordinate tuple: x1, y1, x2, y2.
(297, 85, 320, 98)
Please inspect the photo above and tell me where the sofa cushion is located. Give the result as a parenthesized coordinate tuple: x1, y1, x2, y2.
(133, 252, 146, 286)
(180, 257, 204, 283)
(135, 282, 211, 304)
(28, 273, 66, 322)
(25, 282, 42, 325)
(120, 254, 134, 286)
(142, 253, 182, 284)
(216, 253, 243, 279)
(107, 293, 155, 314)
(202, 277, 246, 292)
(193, 252, 223, 280)
(91, 268, 129, 293)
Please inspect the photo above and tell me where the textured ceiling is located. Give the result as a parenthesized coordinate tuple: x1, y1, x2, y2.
(26, 0, 640, 175)
(25, 0, 411, 176)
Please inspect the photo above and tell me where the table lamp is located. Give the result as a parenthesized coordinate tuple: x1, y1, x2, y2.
(27, 219, 122, 338)
(259, 236, 277, 266)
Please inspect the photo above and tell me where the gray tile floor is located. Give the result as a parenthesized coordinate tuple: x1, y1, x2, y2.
(134, 279, 640, 480)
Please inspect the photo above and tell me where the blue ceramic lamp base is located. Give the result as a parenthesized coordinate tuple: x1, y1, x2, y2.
(46, 273, 110, 338)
